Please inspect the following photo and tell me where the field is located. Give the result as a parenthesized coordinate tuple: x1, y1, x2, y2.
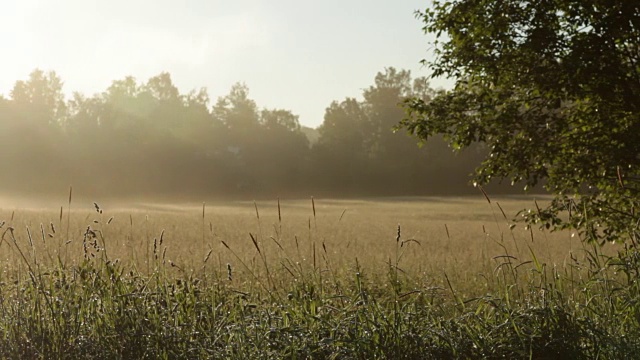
(0, 195, 638, 359)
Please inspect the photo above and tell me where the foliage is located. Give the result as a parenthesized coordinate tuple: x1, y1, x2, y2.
(311, 67, 484, 196)
(0, 68, 488, 198)
(401, 0, 640, 243)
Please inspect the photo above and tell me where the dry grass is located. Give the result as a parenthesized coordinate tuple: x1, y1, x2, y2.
(0, 195, 616, 293)
(0, 195, 636, 358)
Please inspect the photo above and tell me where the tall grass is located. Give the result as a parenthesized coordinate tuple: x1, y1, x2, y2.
(0, 196, 637, 359)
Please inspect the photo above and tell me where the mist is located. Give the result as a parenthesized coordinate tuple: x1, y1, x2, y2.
(0, 68, 514, 203)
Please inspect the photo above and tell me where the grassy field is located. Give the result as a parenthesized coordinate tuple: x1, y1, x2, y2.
(0, 195, 637, 359)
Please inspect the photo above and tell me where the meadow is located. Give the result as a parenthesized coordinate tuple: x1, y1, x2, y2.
(0, 194, 637, 359)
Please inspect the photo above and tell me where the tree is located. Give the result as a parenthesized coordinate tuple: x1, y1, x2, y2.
(258, 109, 310, 194)
(210, 83, 264, 193)
(178, 87, 219, 147)
(363, 67, 414, 160)
(314, 98, 370, 193)
(10, 69, 67, 126)
(401, 1, 640, 243)
(363, 68, 435, 193)
(145, 72, 180, 102)
(212, 83, 260, 131)
(0, 70, 69, 192)
(66, 92, 103, 136)
(261, 109, 301, 132)
(317, 98, 368, 154)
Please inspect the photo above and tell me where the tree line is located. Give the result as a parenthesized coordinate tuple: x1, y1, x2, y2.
(0, 67, 499, 200)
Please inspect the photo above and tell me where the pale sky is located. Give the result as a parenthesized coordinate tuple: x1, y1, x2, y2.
(0, 0, 448, 128)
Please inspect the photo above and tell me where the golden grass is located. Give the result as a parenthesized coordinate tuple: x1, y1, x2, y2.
(0, 195, 620, 296)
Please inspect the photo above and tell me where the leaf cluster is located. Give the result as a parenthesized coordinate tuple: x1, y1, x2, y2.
(403, 0, 640, 242)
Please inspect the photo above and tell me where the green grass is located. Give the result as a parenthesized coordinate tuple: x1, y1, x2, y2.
(0, 196, 638, 359)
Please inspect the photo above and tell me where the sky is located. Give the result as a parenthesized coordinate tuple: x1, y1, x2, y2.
(0, 0, 449, 128)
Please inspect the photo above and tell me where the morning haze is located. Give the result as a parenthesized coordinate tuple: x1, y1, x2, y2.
(0, 1, 487, 201)
(0, 67, 488, 201)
